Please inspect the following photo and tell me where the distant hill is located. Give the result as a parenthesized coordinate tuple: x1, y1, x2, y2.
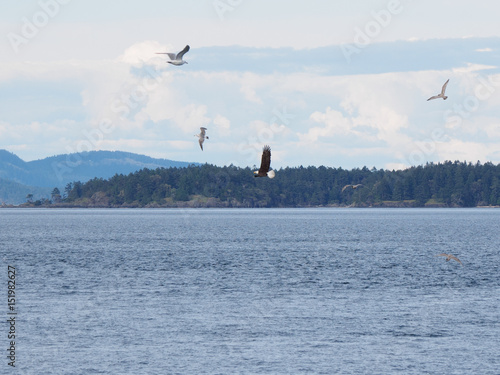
(0, 178, 52, 206)
(0, 149, 197, 204)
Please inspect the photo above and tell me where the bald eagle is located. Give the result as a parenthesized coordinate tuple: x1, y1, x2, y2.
(254, 145, 275, 178)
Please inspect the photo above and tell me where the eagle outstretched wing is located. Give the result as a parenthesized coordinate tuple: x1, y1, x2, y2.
(258, 145, 271, 176)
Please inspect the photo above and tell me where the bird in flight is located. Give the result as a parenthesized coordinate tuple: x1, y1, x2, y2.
(342, 184, 363, 192)
(254, 145, 275, 178)
(195, 127, 209, 151)
(427, 79, 449, 101)
(435, 253, 463, 265)
(156, 45, 190, 65)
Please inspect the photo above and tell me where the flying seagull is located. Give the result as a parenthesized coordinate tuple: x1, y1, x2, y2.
(254, 145, 275, 178)
(435, 253, 463, 265)
(195, 127, 209, 150)
(156, 45, 190, 65)
(342, 184, 363, 192)
(427, 79, 449, 101)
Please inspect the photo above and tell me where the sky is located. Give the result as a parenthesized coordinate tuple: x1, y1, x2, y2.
(1, 0, 500, 170)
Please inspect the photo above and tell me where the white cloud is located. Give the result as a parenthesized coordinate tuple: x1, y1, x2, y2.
(298, 71, 413, 152)
(213, 114, 231, 137)
(239, 73, 263, 103)
(0, 120, 82, 160)
(452, 63, 497, 74)
(385, 162, 409, 171)
(436, 139, 500, 162)
(139, 73, 178, 123)
(118, 40, 170, 65)
(483, 121, 500, 139)
(3, 38, 500, 168)
(306, 108, 354, 140)
(173, 104, 211, 133)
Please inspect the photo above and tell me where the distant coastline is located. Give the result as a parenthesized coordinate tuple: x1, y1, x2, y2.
(3, 201, 499, 209)
(3, 154, 500, 208)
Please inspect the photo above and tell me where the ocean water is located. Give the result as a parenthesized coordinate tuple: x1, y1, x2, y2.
(1, 208, 499, 374)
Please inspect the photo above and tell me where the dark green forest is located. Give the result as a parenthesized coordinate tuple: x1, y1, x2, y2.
(45, 160, 500, 208)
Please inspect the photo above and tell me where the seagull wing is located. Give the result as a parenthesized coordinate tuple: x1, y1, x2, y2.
(353, 184, 363, 189)
(435, 253, 449, 257)
(427, 95, 439, 101)
(199, 127, 206, 137)
(176, 45, 190, 60)
(156, 52, 177, 60)
(449, 255, 462, 265)
(258, 145, 271, 175)
(199, 137, 204, 150)
(441, 79, 450, 95)
(342, 185, 351, 192)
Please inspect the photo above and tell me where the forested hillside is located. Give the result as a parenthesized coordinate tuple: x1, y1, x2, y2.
(55, 161, 500, 208)
(0, 178, 52, 206)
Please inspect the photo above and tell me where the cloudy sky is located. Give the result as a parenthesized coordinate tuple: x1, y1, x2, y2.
(1, 0, 500, 170)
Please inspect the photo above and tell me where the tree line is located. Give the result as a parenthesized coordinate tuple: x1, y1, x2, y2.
(35, 160, 500, 208)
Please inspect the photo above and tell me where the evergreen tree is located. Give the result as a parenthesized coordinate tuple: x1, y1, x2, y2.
(63, 161, 500, 208)
(51, 187, 62, 203)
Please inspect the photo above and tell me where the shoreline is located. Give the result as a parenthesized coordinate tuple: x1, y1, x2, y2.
(2, 203, 499, 209)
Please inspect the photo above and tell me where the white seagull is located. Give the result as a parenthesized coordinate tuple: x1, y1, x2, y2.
(427, 79, 449, 101)
(195, 127, 209, 150)
(342, 184, 363, 192)
(156, 45, 190, 66)
(435, 253, 463, 265)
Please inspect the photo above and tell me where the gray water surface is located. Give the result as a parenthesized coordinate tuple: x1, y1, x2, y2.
(1, 208, 499, 374)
